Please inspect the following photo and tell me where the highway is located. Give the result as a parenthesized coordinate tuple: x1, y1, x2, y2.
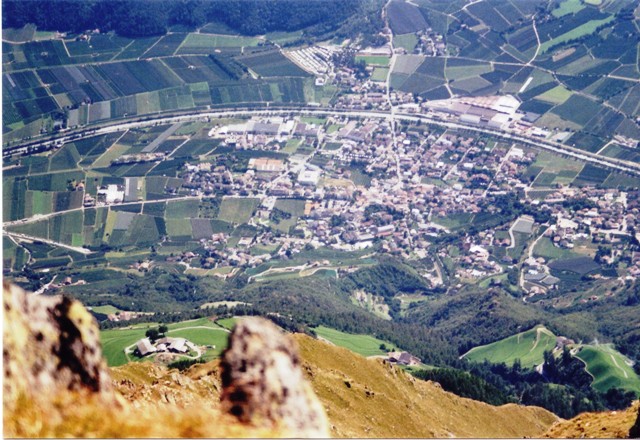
(4, 106, 640, 178)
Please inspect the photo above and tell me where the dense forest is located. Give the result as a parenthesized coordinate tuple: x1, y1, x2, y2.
(2, 0, 375, 39)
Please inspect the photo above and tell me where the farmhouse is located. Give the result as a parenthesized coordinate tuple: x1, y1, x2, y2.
(138, 336, 197, 356)
(387, 351, 421, 366)
(168, 338, 188, 354)
(136, 338, 157, 356)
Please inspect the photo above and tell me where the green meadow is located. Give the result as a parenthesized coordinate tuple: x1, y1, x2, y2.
(575, 344, 640, 395)
(100, 317, 230, 367)
(463, 325, 557, 369)
(314, 326, 396, 357)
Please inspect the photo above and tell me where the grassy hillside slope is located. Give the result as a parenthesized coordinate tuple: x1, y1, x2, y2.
(575, 344, 640, 395)
(293, 334, 558, 438)
(109, 332, 558, 438)
(463, 325, 557, 368)
(313, 325, 394, 357)
(544, 400, 639, 439)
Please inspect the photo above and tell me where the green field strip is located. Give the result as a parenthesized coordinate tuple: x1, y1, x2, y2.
(355, 55, 390, 67)
(540, 16, 615, 54)
(536, 85, 573, 104)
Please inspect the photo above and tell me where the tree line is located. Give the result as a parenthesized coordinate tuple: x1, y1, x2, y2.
(415, 347, 636, 419)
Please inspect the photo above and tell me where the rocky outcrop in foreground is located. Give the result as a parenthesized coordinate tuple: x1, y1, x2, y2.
(3, 281, 112, 402)
(543, 400, 640, 439)
(2, 282, 321, 437)
(221, 317, 329, 437)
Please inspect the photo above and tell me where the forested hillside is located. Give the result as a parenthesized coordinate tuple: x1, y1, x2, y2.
(2, 0, 367, 37)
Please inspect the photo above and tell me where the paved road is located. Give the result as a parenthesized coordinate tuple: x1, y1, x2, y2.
(3, 195, 203, 228)
(4, 231, 93, 254)
(6, 106, 639, 176)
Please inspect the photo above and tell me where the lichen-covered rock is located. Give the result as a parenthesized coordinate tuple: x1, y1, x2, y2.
(3, 281, 112, 404)
(220, 317, 330, 438)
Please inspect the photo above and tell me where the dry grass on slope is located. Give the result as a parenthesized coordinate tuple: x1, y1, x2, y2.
(544, 400, 639, 439)
(111, 361, 222, 405)
(5, 332, 559, 439)
(105, 332, 560, 439)
(5, 389, 279, 438)
(293, 334, 559, 438)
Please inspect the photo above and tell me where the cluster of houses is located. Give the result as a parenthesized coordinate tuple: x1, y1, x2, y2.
(74, 107, 635, 294)
(106, 310, 148, 322)
(135, 336, 199, 357)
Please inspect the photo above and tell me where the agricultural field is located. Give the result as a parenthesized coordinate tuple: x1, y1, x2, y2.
(387, 0, 428, 35)
(313, 326, 395, 357)
(393, 33, 418, 52)
(431, 213, 474, 231)
(370, 67, 389, 82)
(575, 344, 640, 395)
(178, 33, 260, 54)
(536, 86, 573, 104)
(2, 32, 318, 143)
(533, 238, 580, 261)
(523, 150, 585, 186)
(237, 50, 308, 77)
(5, 0, 638, 149)
(463, 325, 557, 369)
(393, 56, 448, 97)
(271, 198, 305, 232)
(216, 197, 260, 224)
